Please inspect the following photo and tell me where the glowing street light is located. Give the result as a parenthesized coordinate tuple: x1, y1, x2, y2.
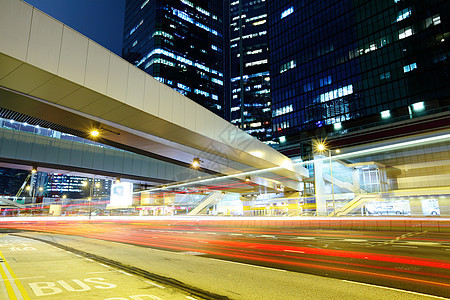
(25, 186, 31, 191)
(192, 157, 202, 168)
(90, 129, 100, 137)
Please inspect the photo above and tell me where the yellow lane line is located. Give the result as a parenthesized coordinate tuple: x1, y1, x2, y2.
(0, 235, 30, 300)
(0, 259, 17, 300)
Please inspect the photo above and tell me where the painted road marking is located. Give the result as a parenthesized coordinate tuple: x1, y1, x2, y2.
(230, 233, 243, 236)
(118, 270, 133, 277)
(284, 250, 305, 254)
(145, 280, 166, 289)
(186, 296, 198, 300)
(259, 235, 276, 238)
(296, 237, 316, 240)
(341, 280, 448, 299)
(0, 248, 30, 300)
(198, 241, 209, 244)
(392, 245, 418, 249)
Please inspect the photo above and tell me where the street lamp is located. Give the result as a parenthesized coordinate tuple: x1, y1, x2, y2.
(316, 143, 337, 216)
(83, 180, 100, 219)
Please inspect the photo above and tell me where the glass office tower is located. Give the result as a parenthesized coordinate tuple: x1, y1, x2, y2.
(228, 0, 272, 142)
(122, 0, 225, 117)
(268, 0, 450, 147)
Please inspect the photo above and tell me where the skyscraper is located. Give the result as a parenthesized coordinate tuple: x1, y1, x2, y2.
(122, 0, 225, 117)
(228, 0, 272, 142)
(268, 0, 450, 154)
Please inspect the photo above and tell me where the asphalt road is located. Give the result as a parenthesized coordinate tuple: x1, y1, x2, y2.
(0, 219, 449, 299)
(0, 234, 198, 299)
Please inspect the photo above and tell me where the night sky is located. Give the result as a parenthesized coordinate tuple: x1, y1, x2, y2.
(24, 0, 126, 56)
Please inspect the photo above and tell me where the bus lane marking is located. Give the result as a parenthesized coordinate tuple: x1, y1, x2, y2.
(0, 248, 31, 300)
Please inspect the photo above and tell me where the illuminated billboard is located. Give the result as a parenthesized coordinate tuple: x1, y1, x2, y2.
(109, 182, 133, 207)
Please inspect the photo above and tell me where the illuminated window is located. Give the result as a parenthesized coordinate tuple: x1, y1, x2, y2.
(273, 105, 293, 117)
(399, 27, 413, 39)
(403, 62, 417, 73)
(319, 76, 332, 87)
(140, 0, 149, 9)
(280, 60, 296, 73)
(380, 72, 391, 80)
(319, 85, 353, 103)
(412, 102, 425, 112)
(396, 8, 411, 22)
(381, 110, 391, 119)
(281, 7, 294, 19)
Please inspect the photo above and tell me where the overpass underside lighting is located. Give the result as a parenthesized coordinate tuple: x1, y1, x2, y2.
(192, 157, 202, 169)
(133, 133, 450, 195)
(90, 130, 100, 137)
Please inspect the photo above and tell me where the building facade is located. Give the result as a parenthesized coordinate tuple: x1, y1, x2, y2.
(268, 0, 450, 153)
(122, 0, 225, 117)
(228, 0, 273, 142)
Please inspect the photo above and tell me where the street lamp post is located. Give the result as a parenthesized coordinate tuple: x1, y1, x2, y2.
(83, 180, 100, 220)
(316, 143, 337, 216)
(328, 150, 336, 216)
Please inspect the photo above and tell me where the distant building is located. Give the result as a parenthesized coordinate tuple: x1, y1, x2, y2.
(122, 0, 225, 117)
(228, 0, 272, 142)
(268, 0, 450, 156)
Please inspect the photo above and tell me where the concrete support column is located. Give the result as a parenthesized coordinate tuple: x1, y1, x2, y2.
(409, 198, 424, 217)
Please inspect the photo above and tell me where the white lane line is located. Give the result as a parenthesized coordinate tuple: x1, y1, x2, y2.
(152, 237, 159, 239)
(186, 296, 198, 300)
(0, 275, 45, 282)
(259, 235, 276, 238)
(392, 245, 418, 249)
(284, 250, 305, 254)
(74, 254, 82, 258)
(343, 239, 368, 242)
(230, 233, 243, 236)
(198, 241, 209, 244)
(341, 280, 449, 299)
(296, 237, 315, 240)
(145, 280, 166, 289)
(206, 232, 217, 235)
(85, 258, 94, 262)
(118, 270, 133, 276)
(208, 257, 287, 272)
(99, 263, 110, 268)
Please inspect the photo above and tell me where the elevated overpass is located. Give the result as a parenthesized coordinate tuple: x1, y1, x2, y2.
(0, 0, 308, 193)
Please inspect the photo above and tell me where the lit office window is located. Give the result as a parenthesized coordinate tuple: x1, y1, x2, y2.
(399, 27, 413, 39)
(319, 75, 332, 87)
(381, 110, 391, 119)
(141, 0, 149, 9)
(403, 62, 417, 73)
(396, 8, 411, 22)
(280, 60, 296, 73)
(281, 7, 294, 19)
